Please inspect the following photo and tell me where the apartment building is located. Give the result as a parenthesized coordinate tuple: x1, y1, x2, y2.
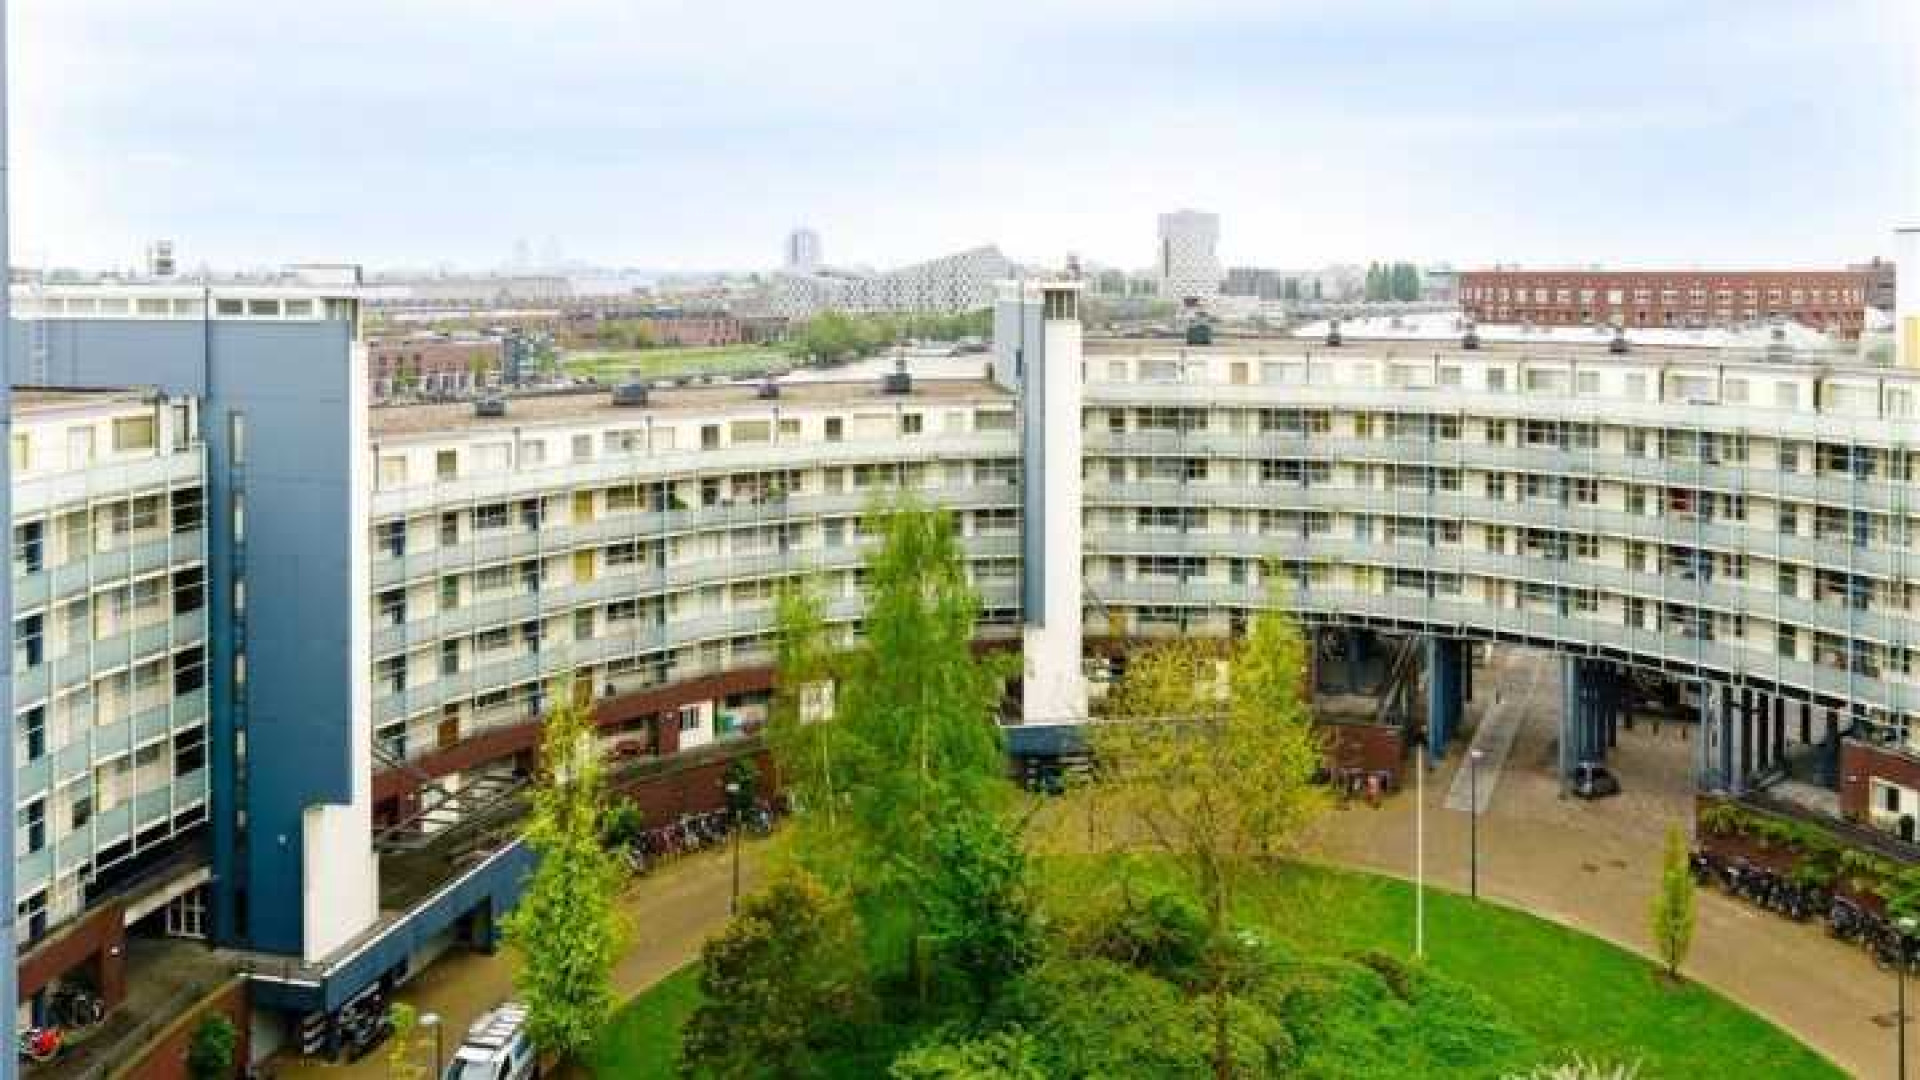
(1460, 268, 1869, 339)
(366, 336, 503, 399)
(8, 389, 209, 1022)
(20, 271, 1920, 1066)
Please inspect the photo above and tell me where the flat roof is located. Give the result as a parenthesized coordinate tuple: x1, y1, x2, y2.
(12, 386, 158, 415)
(369, 377, 1010, 439)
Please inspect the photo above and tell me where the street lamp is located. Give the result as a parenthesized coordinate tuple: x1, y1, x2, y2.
(1900, 916, 1918, 1080)
(724, 780, 743, 915)
(420, 1011, 444, 1080)
(1468, 748, 1485, 900)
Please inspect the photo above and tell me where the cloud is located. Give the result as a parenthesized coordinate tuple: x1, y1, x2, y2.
(6, 0, 1911, 270)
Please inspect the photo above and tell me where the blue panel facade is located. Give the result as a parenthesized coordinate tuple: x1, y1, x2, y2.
(993, 296, 1048, 624)
(9, 317, 359, 956)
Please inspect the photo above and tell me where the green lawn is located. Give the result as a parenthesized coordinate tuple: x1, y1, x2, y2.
(588, 861, 1841, 1078)
(585, 965, 704, 1078)
(561, 345, 788, 382)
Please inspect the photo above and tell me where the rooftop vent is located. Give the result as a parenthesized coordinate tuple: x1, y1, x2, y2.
(883, 356, 912, 395)
(1461, 323, 1481, 351)
(612, 381, 650, 407)
(1607, 327, 1630, 355)
(756, 379, 781, 400)
(475, 397, 507, 418)
(1185, 322, 1214, 346)
(1325, 319, 1344, 348)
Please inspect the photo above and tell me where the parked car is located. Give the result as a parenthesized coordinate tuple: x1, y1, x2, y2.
(1570, 762, 1621, 800)
(444, 1003, 537, 1080)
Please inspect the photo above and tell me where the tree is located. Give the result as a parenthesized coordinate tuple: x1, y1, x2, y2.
(386, 1002, 433, 1080)
(766, 498, 1018, 1004)
(923, 809, 1039, 1012)
(1650, 822, 1696, 980)
(185, 1014, 237, 1080)
(889, 1029, 1046, 1079)
(505, 693, 627, 1062)
(680, 870, 872, 1078)
(1088, 603, 1328, 1080)
(766, 578, 842, 823)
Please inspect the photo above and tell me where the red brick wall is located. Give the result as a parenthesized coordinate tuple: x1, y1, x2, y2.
(117, 979, 250, 1080)
(1459, 269, 1868, 338)
(20, 901, 126, 1007)
(1838, 739, 1920, 822)
(1324, 723, 1406, 781)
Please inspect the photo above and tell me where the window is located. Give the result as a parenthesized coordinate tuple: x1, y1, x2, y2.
(678, 705, 702, 732)
(14, 521, 43, 575)
(436, 450, 458, 479)
(825, 417, 844, 442)
(17, 706, 44, 763)
(378, 455, 408, 488)
(901, 414, 923, 436)
(474, 502, 509, 531)
(112, 415, 158, 452)
(14, 613, 43, 670)
(172, 487, 204, 534)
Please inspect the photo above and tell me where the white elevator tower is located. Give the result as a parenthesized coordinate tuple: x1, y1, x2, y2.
(993, 280, 1087, 725)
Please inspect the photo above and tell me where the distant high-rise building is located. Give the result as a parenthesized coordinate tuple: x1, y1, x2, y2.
(785, 227, 822, 273)
(146, 239, 176, 278)
(1156, 210, 1222, 302)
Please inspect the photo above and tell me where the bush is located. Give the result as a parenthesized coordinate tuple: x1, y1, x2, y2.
(1071, 887, 1210, 987)
(186, 1014, 238, 1080)
(888, 1029, 1046, 1079)
(680, 870, 872, 1078)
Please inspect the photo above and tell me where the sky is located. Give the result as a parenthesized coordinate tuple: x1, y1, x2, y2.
(9, 0, 1919, 274)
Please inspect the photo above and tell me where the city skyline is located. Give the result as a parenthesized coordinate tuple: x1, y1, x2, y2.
(11, 0, 1918, 274)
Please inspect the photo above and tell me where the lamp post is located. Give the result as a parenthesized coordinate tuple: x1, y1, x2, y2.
(1902, 916, 1917, 1080)
(1468, 748, 1485, 900)
(724, 780, 742, 915)
(420, 1011, 444, 1080)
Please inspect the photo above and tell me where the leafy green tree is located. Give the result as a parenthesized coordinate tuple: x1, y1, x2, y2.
(1088, 604, 1328, 1080)
(681, 870, 872, 1078)
(386, 1002, 433, 1080)
(1650, 823, 1696, 979)
(186, 1014, 238, 1080)
(889, 1029, 1046, 1079)
(830, 500, 1014, 943)
(505, 694, 627, 1062)
(602, 799, 645, 849)
(766, 578, 842, 822)
(924, 810, 1039, 1011)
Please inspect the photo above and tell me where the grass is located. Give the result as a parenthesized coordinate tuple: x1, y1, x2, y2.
(588, 861, 1842, 1079)
(561, 345, 788, 382)
(584, 965, 704, 1078)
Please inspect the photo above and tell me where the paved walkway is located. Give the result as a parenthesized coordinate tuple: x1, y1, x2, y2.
(1314, 649, 1903, 1080)
(279, 649, 1905, 1079)
(275, 842, 764, 1080)
(1442, 650, 1544, 813)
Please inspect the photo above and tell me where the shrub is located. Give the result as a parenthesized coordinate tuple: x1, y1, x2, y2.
(888, 1029, 1046, 1079)
(186, 1014, 238, 1080)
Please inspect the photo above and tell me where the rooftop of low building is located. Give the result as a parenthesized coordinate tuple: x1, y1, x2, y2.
(369, 373, 1010, 439)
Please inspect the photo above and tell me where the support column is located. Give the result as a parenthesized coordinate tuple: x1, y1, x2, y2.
(1426, 637, 1462, 763)
(1728, 680, 1743, 791)
(1560, 656, 1579, 794)
(1773, 696, 1786, 766)
(1695, 683, 1712, 787)
(1799, 701, 1812, 745)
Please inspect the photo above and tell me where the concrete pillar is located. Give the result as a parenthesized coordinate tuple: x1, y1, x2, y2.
(1773, 696, 1786, 764)
(1695, 684, 1713, 787)
(1728, 684, 1743, 787)
(1560, 656, 1579, 793)
(1426, 637, 1462, 763)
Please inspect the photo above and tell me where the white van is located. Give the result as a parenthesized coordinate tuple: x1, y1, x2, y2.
(442, 1003, 538, 1080)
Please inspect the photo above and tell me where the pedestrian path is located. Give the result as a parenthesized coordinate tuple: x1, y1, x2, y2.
(1443, 657, 1544, 813)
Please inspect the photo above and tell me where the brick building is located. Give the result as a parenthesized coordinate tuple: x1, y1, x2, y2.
(367, 336, 503, 398)
(1460, 269, 1869, 339)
